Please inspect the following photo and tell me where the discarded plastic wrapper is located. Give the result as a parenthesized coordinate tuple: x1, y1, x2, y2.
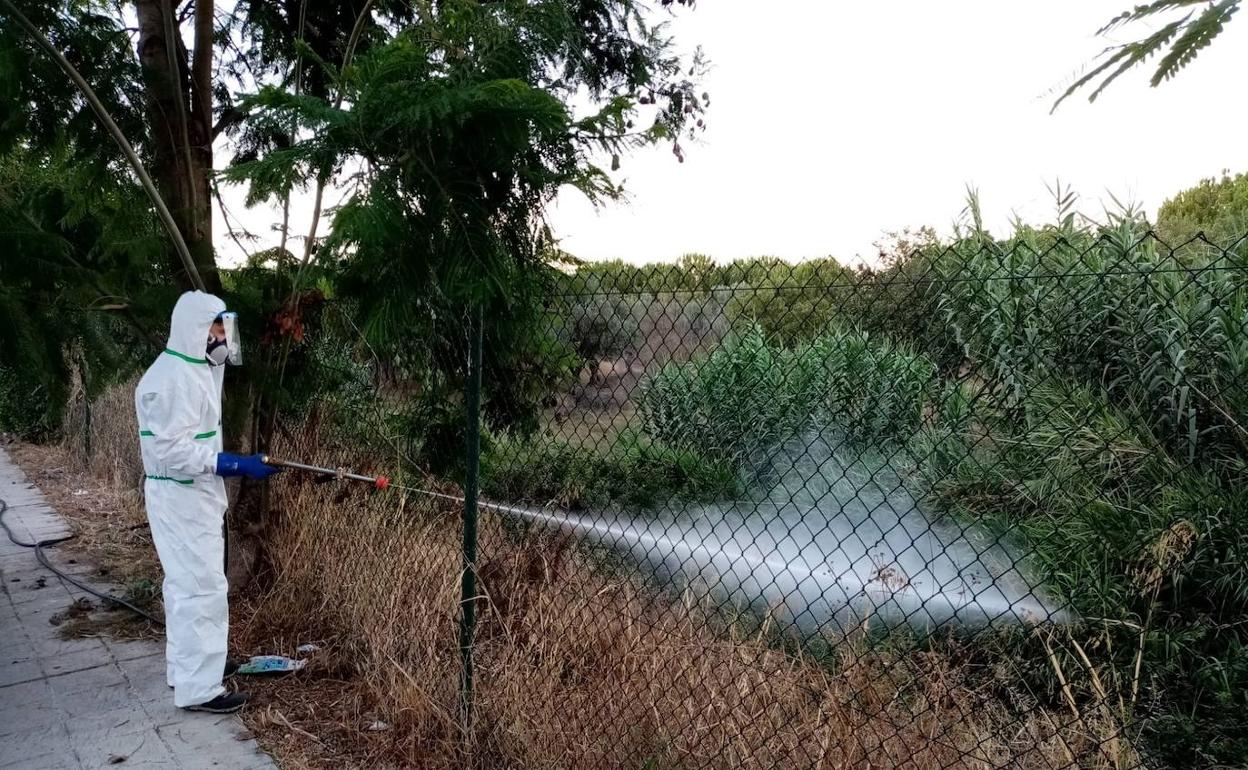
(296, 643, 320, 654)
(235, 655, 307, 676)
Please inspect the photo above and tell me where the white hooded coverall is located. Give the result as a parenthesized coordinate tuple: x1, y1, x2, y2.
(134, 291, 230, 708)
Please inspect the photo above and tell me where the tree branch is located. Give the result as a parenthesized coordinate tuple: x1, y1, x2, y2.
(192, 0, 213, 131)
(0, 0, 204, 292)
(211, 105, 246, 139)
(161, 0, 198, 227)
(213, 180, 257, 264)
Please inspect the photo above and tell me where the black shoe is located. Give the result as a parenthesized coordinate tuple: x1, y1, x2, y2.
(183, 691, 249, 714)
(170, 658, 243, 689)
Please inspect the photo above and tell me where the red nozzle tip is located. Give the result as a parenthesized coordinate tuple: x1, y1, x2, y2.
(374, 476, 390, 490)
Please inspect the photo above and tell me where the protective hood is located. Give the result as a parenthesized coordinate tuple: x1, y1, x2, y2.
(167, 291, 227, 362)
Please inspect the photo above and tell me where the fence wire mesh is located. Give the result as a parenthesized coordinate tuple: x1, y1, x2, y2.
(466, 232, 1248, 769)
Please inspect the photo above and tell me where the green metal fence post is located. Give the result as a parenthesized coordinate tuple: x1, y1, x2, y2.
(458, 304, 483, 740)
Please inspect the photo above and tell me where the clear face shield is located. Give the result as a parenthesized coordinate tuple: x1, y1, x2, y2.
(207, 311, 243, 366)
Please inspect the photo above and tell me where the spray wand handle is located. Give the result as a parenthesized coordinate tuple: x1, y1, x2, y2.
(261, 455, 390, 490)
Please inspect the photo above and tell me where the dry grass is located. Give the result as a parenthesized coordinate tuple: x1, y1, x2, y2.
(8, 442, 157, 590)
(11, 375, 154, 590)
(233, 436, 1136, 770)
(60, 374, 145, 489)
(9, 436, 164, 642)
(13, 380, 1141, 769)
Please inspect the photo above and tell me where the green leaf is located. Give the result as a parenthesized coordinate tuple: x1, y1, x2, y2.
(1055, 0, 1241, 110)
(1152, 0, 1238, 85)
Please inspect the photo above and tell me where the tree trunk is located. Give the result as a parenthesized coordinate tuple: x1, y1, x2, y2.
(133, 0, 219, 294)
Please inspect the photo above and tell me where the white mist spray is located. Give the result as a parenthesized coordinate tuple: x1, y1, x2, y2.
(484, 433, 1069, 637)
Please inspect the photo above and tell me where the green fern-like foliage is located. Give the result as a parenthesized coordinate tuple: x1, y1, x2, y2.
(0, 2, 175, 436)
(0, 148, 171, 436)
(1054, 0, 1239, 110)
(0, 2, 147, 160)
(225, 0, 705, 442)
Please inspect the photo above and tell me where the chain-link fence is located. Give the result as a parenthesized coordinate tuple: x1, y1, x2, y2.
(458, 232, 1246, 769)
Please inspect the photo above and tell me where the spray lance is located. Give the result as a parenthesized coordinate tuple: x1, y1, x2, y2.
(260, 455, 391, 490)
(258, 455, 527, 515)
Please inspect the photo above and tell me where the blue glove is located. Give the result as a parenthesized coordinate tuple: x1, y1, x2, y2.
(215, 453, 282, 479)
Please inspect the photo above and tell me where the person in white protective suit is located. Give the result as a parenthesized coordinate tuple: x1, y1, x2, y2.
(134, 290, 281, 713)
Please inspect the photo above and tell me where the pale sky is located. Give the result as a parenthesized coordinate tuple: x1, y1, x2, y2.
(214, 1, 1248, 268)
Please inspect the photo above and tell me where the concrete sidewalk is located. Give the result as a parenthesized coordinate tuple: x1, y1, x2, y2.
(0, 448, 275, 769)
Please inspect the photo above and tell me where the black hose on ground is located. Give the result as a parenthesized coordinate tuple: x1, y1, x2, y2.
(0, 497, 165, 626)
